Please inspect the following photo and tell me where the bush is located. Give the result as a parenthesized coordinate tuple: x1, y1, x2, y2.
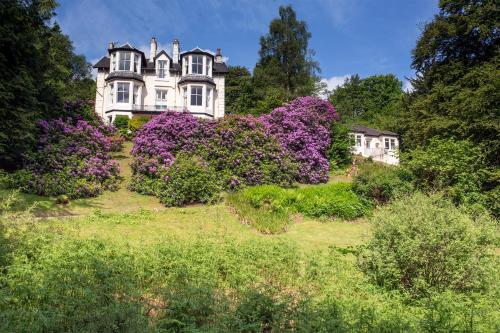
(7, 119, 121, 198)
(113, 115, 129, 130)
(228, 183, 368, 233)
(260, 96, 339, 183)
(353, 162, 414, 204)
(198, 116, 298, 190)
(128, 115, 150, 134)
(155, 154, 221, 207)
(327, 122, 353, 168)
(358, 192, 496, 299)
(403, 138, 488, 208)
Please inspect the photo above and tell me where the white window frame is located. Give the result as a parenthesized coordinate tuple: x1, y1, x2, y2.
(117, 82, 129, 103)
(133, 85, 139, 105)
(390, 138, 396, 150)
(156, 89, 168, 102)
(119, 52, 131, 71)
(109, 83, 114, 104)
(206, 58, 211, 76)
(190, 86, 203, 106)
(111, 54, 116, 71)
(191, 55, 203, 74)
(206, 87, 212, 109)
(133, 54, 139, 73)
(355, 134, 362, 147)
(157, 60, 167, 78)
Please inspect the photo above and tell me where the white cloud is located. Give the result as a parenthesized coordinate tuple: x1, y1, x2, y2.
(403, 79, 414, 92)
(321, 74, 350, 91)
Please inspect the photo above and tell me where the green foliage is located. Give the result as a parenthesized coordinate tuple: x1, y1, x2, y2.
(353, 162, 414, 204)
(128, 115, 150, 134)
(358, 192, 497, 299)
(0, 1, 96, 170)
(156, 154, 221, 207)
(329, 74, 404, 132)
(224, 66, 257, 115)
(327, 122, 353, 168)
(113, 115, 130, 130)
(403, 138, 491, 211)
(228, 183, 368, 233)
(253, 5, 320, 102)
(405, 0, 500, 167)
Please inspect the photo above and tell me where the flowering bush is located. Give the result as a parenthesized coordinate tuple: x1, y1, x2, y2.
(260, 96, 338, 183)
(9, 118, 121, 198)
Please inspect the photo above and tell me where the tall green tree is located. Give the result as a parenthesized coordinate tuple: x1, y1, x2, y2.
(404, 0, 500, 167)
(0, 0, 94, 170)
(224, 66, 255, 115)
(329, 74, 404, 132)
(253, 5, 320, 113)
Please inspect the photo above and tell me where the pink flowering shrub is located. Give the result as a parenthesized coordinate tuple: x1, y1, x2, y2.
(9, 118, 121, 198)
(260, 96, 338, 183)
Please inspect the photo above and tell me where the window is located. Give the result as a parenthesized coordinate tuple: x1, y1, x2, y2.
(109, 83, 114, 104)
(191, 55, 203, 74)
(206, 59, 211, 76)
(133, 85, 139, 105)
(155, 105, 168, 110)
(384, 138, 390, 150)
(390, 138, 396, 150)
(111, 54, 116, 71)
(156, 89, 167, 102)
(206, 87, 212, 108)
(184, 59, 189, 75)
(190, 86, 202, 106)
(365, 138, 371, 148)
(355, 135, 362, 147)
(133, 54, 139, 73)
(157, 60, 167, 78)
(119, 52, 131, 70)
(117, 82, 129, 103)
(183, 87, 187, 107)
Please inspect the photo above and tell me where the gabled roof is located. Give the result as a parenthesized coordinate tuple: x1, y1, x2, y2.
(154, 49, 172, 62)
(351, 124, 398, 137)
(180, 47, 214, 58)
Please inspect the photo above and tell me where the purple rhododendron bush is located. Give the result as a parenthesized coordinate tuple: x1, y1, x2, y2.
(260, 96, 338, 183)
(8, 118, 121, 198)
(129, 97, 337, 206)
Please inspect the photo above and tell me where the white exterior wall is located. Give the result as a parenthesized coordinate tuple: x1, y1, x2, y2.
(94, 43, 226, 123)
(351, 132, 400, 165)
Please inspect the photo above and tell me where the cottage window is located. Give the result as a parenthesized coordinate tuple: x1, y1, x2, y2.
(390, 138, 396, 150)
(157, 60, 167, 78)
(355, 135, 362, 147)
(192, 55, 203, 74)
(117, 82, 129, 103)
(384, 138, 390, 150)
(190, 86, 202, 106)
(119, 52, 131, 71)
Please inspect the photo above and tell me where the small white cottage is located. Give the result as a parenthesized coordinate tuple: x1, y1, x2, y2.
(350, 125, 400, 165)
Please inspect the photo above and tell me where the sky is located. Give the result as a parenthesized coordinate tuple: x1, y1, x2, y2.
(55, 0, 439, 91)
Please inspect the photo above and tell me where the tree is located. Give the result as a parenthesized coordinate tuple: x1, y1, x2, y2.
(329, 74, 404, 132)
(224, 66, 255, 115)
(0, 0, 95, 170)
(253, 5, 320, 104)
(404, 0, 500, 167)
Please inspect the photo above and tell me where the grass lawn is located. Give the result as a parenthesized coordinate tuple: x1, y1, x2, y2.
(1, 141, 371, 252)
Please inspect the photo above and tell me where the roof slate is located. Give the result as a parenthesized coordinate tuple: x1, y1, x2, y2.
(351, 124, 398, 137)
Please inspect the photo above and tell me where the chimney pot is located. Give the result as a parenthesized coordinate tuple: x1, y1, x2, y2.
(172, 38, 180, 64)
(150, 37, 157, 61)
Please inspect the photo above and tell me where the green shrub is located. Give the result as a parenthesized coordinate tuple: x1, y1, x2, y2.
(156, 154, 221, 207)
(358, 192, 497, 299)
(228, 183, 368, 233)
(113, 115, 129, 130)
(128, 115, 150, 134)
(327, 122, 353, 168)
(353, 162, 414, 204)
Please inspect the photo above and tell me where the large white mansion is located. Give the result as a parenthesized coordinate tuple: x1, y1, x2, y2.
(93, 38, 228, 122)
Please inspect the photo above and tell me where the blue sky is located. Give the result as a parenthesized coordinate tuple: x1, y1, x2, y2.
(55, 0, 439, 91)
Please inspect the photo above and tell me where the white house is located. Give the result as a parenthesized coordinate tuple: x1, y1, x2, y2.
(93, 38, 228, 123)
(350, 125, 400, 165)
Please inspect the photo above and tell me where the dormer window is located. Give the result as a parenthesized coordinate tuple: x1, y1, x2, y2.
(111, 54, 116, 71)
(192, 55, 203, 74)
(206, 59, 211, 76)
(157, 60, 167, 78)
(119, 52, 131, 71)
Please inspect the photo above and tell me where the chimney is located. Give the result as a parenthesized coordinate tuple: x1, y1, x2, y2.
(150, 37, 157, 61)
(215, 48, 223, 63)
(108, 42, 114, 50)
(172, 39, 180, 64)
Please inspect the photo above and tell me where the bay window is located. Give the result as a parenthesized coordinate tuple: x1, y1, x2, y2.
(117, 82, 129, 103)
(206, 87, 212, 109)
(133, 85, 139, 105)
(191, 55, 203, 74)
(133, 54, 139, 73)
(206, 58, 211, 76)
(190, 86, 202, 106)
(109, 83, 114, 104)
(119, 52, 131, 70)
